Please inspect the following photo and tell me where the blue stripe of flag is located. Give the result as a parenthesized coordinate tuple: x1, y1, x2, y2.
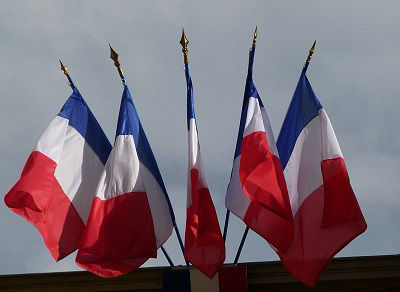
(115, 85, 176, 223)
(276, 70, 323, 170)
(57, 88, 112, 165)
(185, 63, 195, 130)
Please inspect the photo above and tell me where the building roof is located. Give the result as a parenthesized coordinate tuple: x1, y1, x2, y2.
(1, 255, 399, 291)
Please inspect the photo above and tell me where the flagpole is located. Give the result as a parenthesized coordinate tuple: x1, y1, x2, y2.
(174, 224, 188, 266)
(177, 28, 193, 267)
(161, 246, 175, 267)
(303, 40, 316, 73)
(59, 60, 75, 89)
(231, 26, 258, 265)
(222, 210, 230, 241)
(233, 226, 249, 265)
(109, 44, 186, 267)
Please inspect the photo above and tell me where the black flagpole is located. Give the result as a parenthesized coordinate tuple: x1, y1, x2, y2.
(231, 26, 258, 265)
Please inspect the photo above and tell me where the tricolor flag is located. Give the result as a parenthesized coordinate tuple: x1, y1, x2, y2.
(163, 266, 247, 292)
(276, 67, 367, 287)
(4, 87, 111, 261)
(183, 63, 226, 278)
(76, 85, 174, 278)
(225, 43, 294, 252)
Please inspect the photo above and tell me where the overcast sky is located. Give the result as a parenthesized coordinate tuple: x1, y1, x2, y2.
(0, 1, 399, 275)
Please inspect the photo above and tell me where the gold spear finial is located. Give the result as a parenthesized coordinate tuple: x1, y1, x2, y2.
(306, 40, 316, 64)
(252, 26, 258, 47)
(180, 28, 189, 64)
(59, 59, 70, 78)
(59, 59, 74, 89)
(109, 43, 125, 80)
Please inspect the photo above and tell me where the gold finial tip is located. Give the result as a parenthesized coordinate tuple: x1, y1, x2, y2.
(108, 43, 124, 80)
(252, 26, 258, 46)
(109, 43, 119, 62)
(306, 40, 317, 64)
(180, 28, 189, 48)
(310, 40, 316, 52)
(180, 28, 189, 64)
(59, 59, 69, 75)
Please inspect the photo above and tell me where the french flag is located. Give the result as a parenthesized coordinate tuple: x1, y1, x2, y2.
(276, 68, 367, 287)
(184, 63, 226, 278)
(225, 45, 294, 252)
(4, 87, 111, 261)
(76, 85, 174, 278)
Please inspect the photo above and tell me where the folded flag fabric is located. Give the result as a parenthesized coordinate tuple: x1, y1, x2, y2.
(4, 87, 111, 261)
(225, 44, 293, 252)
(76, 85, 174, 278)
(163, 266, 247, 292)
(183, 63, 225, 278)
(276, 68, 367, 287)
